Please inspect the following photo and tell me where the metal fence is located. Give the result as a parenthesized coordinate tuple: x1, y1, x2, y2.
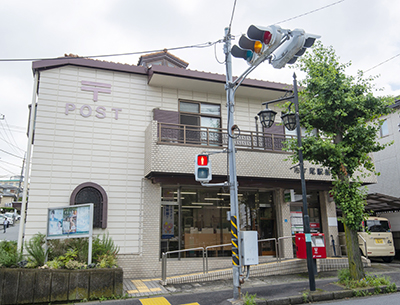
(157, 122, 295, 152)
(161, 236, 295, 282)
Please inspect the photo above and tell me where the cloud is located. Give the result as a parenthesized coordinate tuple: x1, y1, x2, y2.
(0, 0, 399, 176)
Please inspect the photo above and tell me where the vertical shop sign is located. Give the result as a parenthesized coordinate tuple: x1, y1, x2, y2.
(162, 205, 174, 239)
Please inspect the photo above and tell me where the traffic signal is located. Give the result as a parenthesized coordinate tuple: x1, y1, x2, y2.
(195, 154, 212, 182)
(231, 25, 283, 65)
(271, 29, 320, 69)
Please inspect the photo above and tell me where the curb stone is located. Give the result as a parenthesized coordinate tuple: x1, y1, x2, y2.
(289, 295, 304, 304)
(333, 290, 353, 299)
(262, 285, 396, 305)
(266, 297, 291, 305)
(310, 291, 333, 302)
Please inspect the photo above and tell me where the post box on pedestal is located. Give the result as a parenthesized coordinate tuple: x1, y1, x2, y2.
(295, 233, 326, 259)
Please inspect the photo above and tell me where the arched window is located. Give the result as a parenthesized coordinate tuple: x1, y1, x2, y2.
(70, 182, 108, 228)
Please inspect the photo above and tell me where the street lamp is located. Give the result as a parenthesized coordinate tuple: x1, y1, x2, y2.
(258, 73, 316, 292)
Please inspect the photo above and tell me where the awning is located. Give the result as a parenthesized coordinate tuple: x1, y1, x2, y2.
(366, 193, 400, 212)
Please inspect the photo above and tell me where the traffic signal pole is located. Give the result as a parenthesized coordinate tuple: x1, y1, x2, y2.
(224, 27, 242, 301)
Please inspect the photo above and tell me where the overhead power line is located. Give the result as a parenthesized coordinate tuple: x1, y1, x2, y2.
(0, 148, 24, 159)
(365, 53, 400, 73)
(0, 41, 220, 62)
(276, 0, 345, 24)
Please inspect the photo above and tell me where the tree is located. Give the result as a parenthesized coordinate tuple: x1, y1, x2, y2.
(287, 42, 393, 280)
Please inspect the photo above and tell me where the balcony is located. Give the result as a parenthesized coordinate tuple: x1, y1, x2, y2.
(156, 122, 294, 152)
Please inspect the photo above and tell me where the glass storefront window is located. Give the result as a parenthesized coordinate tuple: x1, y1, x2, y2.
(289, 191, 321, 234)
(160, 187, 276, 258)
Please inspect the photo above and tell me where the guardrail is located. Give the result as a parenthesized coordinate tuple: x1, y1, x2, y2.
(277, 236, 297, 262)
(161, 247, 205, 283)
(161, 236, 295, 282)
(358, 233, 368, 259)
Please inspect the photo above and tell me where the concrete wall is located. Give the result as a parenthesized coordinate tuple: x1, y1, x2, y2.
(0, 268, 123, 304)
(368, 108, 400, 197)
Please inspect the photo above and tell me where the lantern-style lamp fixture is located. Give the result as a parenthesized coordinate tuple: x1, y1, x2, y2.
(257, 107, 277, 128)
(281, 112, 296, 131)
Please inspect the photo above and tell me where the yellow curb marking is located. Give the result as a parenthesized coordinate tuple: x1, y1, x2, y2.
(128, 280, 162, 294)
(139, 297, 199, 305)
(139, 296, 171, 305)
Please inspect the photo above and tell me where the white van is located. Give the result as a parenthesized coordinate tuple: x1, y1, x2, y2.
(358, 216, 395, 262)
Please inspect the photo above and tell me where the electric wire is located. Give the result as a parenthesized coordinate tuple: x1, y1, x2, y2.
(0, 149, 24, 159)
(0, 136, 25, 154)
(0, 120, 23, 155)
(0, 165, 16, 175)
(2, 118, 22, 152)
(365, 53, 400, 73)
(228, 0, 238, 34)
(0, 159, 21, 168)
(0, 41, 220, 62)
(275, 0, 345, 25)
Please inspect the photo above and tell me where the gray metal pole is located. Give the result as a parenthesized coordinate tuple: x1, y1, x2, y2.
(224, 27, 242, 300)
(293, 73, 316, 291)
(18, 71, 39, 252)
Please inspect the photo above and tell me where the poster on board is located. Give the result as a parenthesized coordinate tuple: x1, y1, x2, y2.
(47, 204, 93, 239)
(161, 205, 174, 239)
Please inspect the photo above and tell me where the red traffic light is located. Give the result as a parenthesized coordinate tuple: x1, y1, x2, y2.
(263, 31, 272, 44)
(197, 155, 209, 166)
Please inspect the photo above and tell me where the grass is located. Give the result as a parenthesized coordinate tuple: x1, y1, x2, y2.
(337, 268, 397, 294)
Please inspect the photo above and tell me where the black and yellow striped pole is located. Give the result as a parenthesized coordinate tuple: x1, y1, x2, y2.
(231, 215, 240, 267)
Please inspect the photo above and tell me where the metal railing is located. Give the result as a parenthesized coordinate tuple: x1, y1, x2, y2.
(257, 238, 279, 263)
(358, 233, 368, 259)
(277, 236, 297, 262)
(161, 247, 205, 283)
(161, 236, 295, 281)
(205, 243, 231, 272)
(157, 122, 295, 152)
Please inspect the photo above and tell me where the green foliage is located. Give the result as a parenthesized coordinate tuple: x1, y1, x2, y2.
(98, 253, 118, 268)
(92, 233, 119, 263)
(302, 291, 310, 303)
(338, 268, 393, 290)
(65, 259, 86, 270)
(288, 42, 395, 281)
(0, 241, 21, 268)
(46, 258, 64, 269)
(243, 292, 256, 305)
(58, 248, 78, 265)
(331, 178, 369, 230)
(23, 233, 119, 270)
(25, 233, 48, 267)
(47, 237, 88, 263)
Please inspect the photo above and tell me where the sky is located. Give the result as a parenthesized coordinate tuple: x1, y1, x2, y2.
(0, 0, 399, 179)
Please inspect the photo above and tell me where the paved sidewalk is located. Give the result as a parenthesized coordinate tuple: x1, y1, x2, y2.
(82, 261, 400, 304)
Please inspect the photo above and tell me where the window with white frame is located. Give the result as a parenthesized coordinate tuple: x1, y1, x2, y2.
(380, 120, 389, 137)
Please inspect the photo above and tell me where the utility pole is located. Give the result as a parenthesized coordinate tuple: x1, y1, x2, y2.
(224, 27, 242, 301)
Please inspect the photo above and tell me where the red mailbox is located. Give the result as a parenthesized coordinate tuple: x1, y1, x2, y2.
(295, 233, 326, 259)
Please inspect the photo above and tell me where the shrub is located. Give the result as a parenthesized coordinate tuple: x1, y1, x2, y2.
(58, 248, 78, 265)
(98, 254, 117, 268)
(25, 233, 47, 267)
(65, 260, 86, 270)
(46, 259, 63, 269)
(338, 268, 394, 291)
(0, 241, 21, 268)
(92, 233, 119, 263)
(23, 232, 119, 270)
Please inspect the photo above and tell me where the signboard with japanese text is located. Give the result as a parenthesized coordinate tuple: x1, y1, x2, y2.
(47, 204, 93, 240)
(161, 205, 174, 239)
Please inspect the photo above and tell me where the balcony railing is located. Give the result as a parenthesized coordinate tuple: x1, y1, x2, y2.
(157, 122, 295, 152)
